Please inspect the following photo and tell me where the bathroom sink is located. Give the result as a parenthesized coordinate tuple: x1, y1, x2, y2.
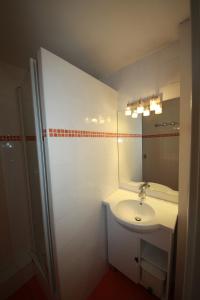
(110, 199, 159, 232)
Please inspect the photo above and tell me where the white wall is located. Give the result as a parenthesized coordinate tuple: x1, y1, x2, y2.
(104, 41, 180, 110)
(38, 48, 118, 300)
(0, 61, 33, 298)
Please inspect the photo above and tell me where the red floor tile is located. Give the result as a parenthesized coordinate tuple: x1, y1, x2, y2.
(8, 269, 158, 300)
(88, 268, 158, 300)
(7, 276, 48, 300)
(6, 286, 29, 300)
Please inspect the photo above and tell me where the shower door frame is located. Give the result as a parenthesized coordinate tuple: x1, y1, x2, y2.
(30, 58, 57, 294)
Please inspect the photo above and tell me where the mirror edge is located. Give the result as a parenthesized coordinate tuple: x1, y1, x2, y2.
(119, 181, 179, 204)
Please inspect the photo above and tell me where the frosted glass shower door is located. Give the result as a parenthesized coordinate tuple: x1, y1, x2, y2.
(18, 59, 56, 293)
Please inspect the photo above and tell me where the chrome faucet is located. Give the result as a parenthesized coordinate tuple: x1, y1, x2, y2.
(138, 182, 150, 205)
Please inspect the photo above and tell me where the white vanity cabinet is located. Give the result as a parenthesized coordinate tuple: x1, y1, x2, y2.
(107, 207, 175, 300)
(104, 189, 178, 299)
(107, 208, 140, 283)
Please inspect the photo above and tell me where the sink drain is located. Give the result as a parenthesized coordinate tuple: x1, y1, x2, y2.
(135, 216, 142, 222)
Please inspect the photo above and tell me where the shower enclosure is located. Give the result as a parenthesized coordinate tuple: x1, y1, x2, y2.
(17, 59, 56, 294)
(1, 47, 115, 300)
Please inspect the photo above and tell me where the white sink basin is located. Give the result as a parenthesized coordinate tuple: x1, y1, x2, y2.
(110, 199, 159, 232)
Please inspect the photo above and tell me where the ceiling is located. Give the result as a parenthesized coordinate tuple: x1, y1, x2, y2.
(0, 0, 190, 78)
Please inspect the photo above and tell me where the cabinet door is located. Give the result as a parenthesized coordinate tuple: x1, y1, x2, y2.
(107, 209, 140, 283)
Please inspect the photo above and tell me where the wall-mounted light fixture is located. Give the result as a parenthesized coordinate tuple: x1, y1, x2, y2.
(155, 102, 162, 114)
(143, 106, 150, 116)
(125, 94, 163, 118)
(125, 107, 132, 116)
(132, 110, 138, 119)
(136, 100, 144, 114)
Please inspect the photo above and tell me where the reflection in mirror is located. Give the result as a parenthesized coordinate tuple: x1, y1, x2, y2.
(118, 98, 179, 192)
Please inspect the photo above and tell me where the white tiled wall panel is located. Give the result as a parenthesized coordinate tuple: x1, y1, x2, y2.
(38, 49, 118, 300)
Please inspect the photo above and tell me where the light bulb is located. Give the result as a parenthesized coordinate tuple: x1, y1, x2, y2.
(132, 110, 138, 119)
(155, 103, 162, 114)
(143, 107, 150, 116)
(137, 102, 144, 114)
(125, 107, 131, 116)
(150, 99, 157, 111)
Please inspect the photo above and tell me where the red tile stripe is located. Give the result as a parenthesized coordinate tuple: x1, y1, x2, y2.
(0, 135, 23, 141)
(48, 128, 142, 138)
(118, 133, 142, 138)
(142, 132, 179, 138)
(0, 135, 37, 141)
(0, 130, 179, 141)
(0, 129, 46, 142)
(48, 128, 179, 138)
(25, 136, 36, 141)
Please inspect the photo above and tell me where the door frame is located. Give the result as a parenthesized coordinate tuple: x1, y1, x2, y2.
(183, 1, 200, 299)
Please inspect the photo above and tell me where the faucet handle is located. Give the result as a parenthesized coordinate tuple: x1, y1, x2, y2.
(145, 182, 150, 188)
(139, 183, 144, 190)
(139, 182, 150, 190)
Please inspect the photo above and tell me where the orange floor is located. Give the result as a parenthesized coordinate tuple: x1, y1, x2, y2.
(8, 269, 157, 300)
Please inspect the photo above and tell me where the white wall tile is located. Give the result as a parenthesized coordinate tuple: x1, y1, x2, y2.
(38, 48, 118, 300)
(39, 48, 117, 132)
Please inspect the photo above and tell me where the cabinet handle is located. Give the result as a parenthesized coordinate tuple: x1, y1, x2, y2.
(134, 257, 139, 263)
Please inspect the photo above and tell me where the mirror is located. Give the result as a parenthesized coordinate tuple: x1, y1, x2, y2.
(118, 98, 180, 197)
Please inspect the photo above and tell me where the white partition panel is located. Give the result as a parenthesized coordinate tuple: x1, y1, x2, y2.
(37, 48, 118, 300)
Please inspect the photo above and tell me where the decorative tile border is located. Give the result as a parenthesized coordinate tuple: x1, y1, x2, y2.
(142, 132, 179, 138)
(48, 128, 142, 138)
(0, 130, 179, 141)
(25, 136, 36, 141)
(118, 133, 142, 138)
(0, 135, 39, 141)
(48, 128, 179, 138)
(0, 135, 22, 141)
